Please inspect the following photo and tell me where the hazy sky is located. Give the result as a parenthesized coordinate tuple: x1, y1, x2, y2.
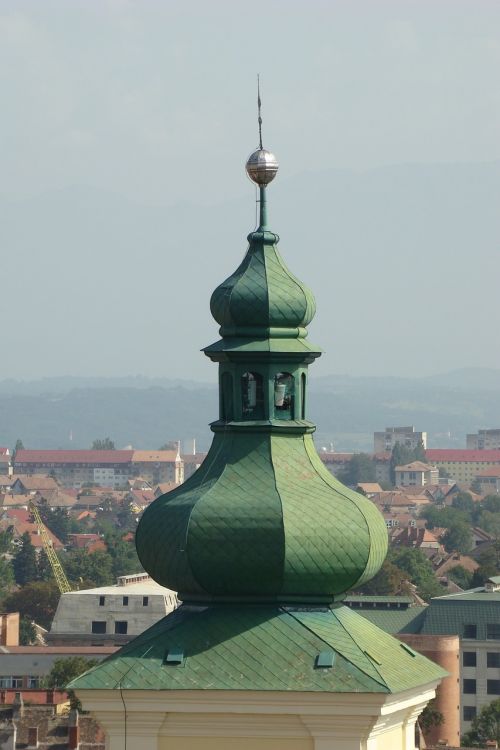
(1, 0, 499, 381)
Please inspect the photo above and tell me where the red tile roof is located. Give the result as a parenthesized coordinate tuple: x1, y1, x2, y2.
(15, 449, 134, 464)
(477, 466, 500, 477)
(426, 449, 500, 462)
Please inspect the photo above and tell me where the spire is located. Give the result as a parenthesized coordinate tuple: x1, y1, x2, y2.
(135, 104, 388, 605)
(245, 78, 278, 230)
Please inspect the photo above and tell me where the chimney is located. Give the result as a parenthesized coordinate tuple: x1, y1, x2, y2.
(8, 463, 13, 477)
(12, 692, 24, 719)
(27, 727, 39, 749)
(68, 709, 80, 750)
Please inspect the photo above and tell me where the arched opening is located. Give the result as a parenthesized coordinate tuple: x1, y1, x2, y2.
(301, 373, 306, 419)
(274, 372, 294, 420)
(241, 372, 264, 419)
(221, 372, 233, 421)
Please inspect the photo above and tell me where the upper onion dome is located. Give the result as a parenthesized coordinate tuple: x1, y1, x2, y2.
(209, 238, 316, 335)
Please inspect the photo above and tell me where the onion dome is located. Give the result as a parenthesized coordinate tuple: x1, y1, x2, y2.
(136, 432, 388, 603)
(209, 238, 316, 336)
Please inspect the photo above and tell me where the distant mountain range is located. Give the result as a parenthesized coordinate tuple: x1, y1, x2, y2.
(0, 369, 499, 453)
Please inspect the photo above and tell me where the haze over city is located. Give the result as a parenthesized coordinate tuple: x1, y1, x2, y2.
(1, 0, 499, 382)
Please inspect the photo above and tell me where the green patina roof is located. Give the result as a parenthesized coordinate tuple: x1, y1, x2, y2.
(354, 606, 428, 635)
(136, 432, 388, 602)
(210, 230, 316, 337)
(70, 604, 445, 693)
(421, 588, 500, 638)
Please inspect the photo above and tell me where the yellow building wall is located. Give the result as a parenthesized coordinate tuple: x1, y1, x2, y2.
(160, 739, 312, 750)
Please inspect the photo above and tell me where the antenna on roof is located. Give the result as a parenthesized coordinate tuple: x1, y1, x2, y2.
(257, 74, 263, 150)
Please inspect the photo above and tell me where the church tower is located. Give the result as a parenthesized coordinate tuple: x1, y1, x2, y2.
(71, 103, 445, 750)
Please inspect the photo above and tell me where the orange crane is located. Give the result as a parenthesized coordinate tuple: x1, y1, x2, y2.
(29, 501, 72, 594)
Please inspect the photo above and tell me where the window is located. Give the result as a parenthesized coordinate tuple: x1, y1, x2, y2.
(221, 372, 233, 422)
(301, 373, 306, 419)
(115, 621, 128, 635)
(28, 676, 39, 688)
(463, 679, 476, 694)
(241, 372, 264, 419)
(487, 680, 500, 695)
(122, 596, 129, 606)
(99, 596, 105, 606)
(487, 652, 500, 668)
(91, 621, 106, 634)
(274, 372, 294, 420)
(463, 706, 477, 721)
(463, 651, 477, 667)
(463, 624, 477, 639)
(143, 596, 149, 606)
(487, 624, 500, 640)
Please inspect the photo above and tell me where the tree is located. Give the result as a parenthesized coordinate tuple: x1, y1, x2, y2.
(0, 528, 13, 554)
(442, 522, 473, 554)
(419, 699, 444, 737)
(389, 548, 443, 601)
(38, 506, 71, 544)
(46, 656, 99, 688)
(12, 439, 24, 459)
(2, 581, 60, 629)
(61, 549, 114, 587)
(0, 557, 14, 594)
(462, 697, 500, 747)
(478, 510, 500, 538)
(451, 491, 475, 515)
(337, 453, 376, 486)
(159, 441, 179, 451)
(45, 656, 99, 710)
(13, 531, 37, 585)
(357, 559, 409, 596)
(483, 495, 500, 514)
(447, 564, 473, 590)
(91, 438, 115, 450)
(19, 618, 37, 645)
(471, 543, 500, 587)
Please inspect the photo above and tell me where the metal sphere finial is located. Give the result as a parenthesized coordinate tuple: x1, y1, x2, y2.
(245, 76, 279, 186)
(245, 149, 279, 186)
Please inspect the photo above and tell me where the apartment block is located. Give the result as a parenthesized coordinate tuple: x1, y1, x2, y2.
(374, 426, 427, 454)
(467, 429, 500, 450)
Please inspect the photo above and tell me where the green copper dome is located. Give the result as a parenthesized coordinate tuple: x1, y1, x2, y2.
(136, 431, 387, 603)
(135, 160, 388, 605)
(210, 229, 316, 336)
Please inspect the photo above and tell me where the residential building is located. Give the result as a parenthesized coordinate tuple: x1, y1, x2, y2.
(13, 449, 183, 489)
(318, 450, 354, 476)
(425, 449, 500, 485)
(420, 577, 500, 734)
(47, 573, 178, 646)
(374, 426, 427, 453)
(476, 465, 500, 494)
(395, 460, 439, 487)
(0, 508, 63, 550)
(182, 451, 207, 480)
(467, 428, 500, 450)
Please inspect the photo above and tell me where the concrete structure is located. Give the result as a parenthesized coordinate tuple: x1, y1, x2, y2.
(476, 465, 500, 494)
(0, 646, 116, 689)
(0, 614, 19, 648)
(425, 449, 500, 486)
(395, 461, 439, 487)
(47, 573, 178, 646)
(374, 426, 427, 454)
(14, 450, 183, 489)
(467, 428, 500, 450)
